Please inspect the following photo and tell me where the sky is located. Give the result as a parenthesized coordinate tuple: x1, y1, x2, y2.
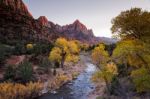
(23, 0, 150, 38)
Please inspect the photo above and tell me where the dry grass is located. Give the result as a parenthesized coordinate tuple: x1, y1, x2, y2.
(0, 82, 43, 99)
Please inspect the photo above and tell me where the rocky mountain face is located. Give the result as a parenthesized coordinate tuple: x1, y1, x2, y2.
(0, 0, 58, 44)
(59, 20, 94, 37)
(46, 20, 97, 44)
(38, 16, 50, 27)
(0, 0, 33, 17)
(0, 0, 115, 44)
(0, 0, 34, 43)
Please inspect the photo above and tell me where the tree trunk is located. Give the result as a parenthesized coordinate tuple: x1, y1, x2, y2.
(124, 61, 128, 75)
(61, 56, 65, 68)
(60, 52, 66, 68)
(104, 76, 110, 95)
(53, 68, 56, 76)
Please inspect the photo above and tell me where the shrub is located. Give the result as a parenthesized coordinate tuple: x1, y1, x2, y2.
(0, 82, 43, 99)
(0, 44, 13, 65)
(26, 44, 33, 49)
(13, 43, 26, 55)
(4, 65, 16, 81)
(55, 75, 69, 86)
(33, 43, 53, 55)
(54, 61, 60, 68)
(18, 61, 33, 83)
(72, 72, 79, 79)
(47, 74, 69, 89)
(26, 43, 34, 54)
(39, 58, 52, 73)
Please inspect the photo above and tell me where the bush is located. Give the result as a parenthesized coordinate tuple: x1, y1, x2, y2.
(12, 42, 53, 55)
(0, 44, 13, 65)
(26, 43, 34, 54)
(26, 44, 33, 49)
(13, 42, 26, 55)
(18, 61, 33, 83)
(3, 61, 34, 83)
(72, 72, 79, 79)
(39, 58, 52, 73)
(56, 75, 69, 84)
(4, 65, 16, 81)
(0, 82, 43, 99)
(49, 75, 69, 89)
(33, 43, 54, 56)
(54, 61, 60, 68)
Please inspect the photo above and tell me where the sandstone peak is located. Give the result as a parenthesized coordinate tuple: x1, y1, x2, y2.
(0, 0, 33, 17)
(38, 16, 48, 21)
(72, 20, 88, 31)
(73, 19, 80, 24)
(38, 16, 49, 26)
(0, 0, 99, 44)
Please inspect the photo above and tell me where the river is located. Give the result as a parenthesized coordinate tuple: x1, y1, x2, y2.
(38, 55, 97, 99)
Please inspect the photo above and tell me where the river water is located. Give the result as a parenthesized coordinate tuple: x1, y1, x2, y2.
(38, 62, 97, 99)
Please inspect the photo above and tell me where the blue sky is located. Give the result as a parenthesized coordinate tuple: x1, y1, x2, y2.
(23, 0, 150, 37)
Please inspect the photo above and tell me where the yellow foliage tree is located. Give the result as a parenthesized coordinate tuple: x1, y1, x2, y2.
(113, 39, 150, 93)
(131, 67, 150, 93)
(92, 62, 118, 93)
(111, 7, 150, 94)
(49, 38, 80, 68)
(91, 43, 109, 67)
(80, 43, 89, 51)
(49, 47, 62, 62)
(91, 44, 117, 93)
(112, 40, 148, 68)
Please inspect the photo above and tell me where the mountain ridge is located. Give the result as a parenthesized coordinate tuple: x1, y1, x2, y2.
(0, 0, 116, 44)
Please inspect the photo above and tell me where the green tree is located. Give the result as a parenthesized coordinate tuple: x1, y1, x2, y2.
(111, 7, 150, 94)
(111, 8, 150, 43)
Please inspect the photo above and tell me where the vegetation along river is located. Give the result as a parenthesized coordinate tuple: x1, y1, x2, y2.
(38, 55, 97, 99)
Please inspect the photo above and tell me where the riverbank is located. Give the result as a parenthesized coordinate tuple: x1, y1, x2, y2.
(37, 53, 89, 97)
(88, 82, 106, 99)
(37, 53, 97, 99)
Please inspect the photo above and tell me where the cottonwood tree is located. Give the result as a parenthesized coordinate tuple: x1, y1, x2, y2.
(92, 62, 118, 94)
(91, 44, 118, 93)
(111, 8, 150, 43)
(112, 40, 144, 68)
(112, 39, 150, 93)
(91, 43, 109, 67)
(49, 38, 80, 68)
(111, 8, 150, 93)
(131, 67, 150, 93)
